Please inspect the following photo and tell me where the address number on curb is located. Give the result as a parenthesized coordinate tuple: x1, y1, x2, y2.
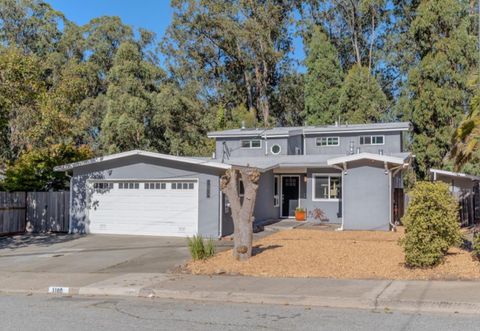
(48, 286, 69, 294)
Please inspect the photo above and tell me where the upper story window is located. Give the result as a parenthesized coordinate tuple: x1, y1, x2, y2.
(360, 135, 384, 145)
(241, 139, 262, 149)
(316, 137, 339, 147)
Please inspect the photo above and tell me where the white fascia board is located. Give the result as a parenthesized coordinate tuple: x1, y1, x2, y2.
(429, 168, 480, 181)
(303, 127, 409, 135)
(53, 150, 231, 172)
(327, 153, 406, 166)
(207, 133, 290, 139)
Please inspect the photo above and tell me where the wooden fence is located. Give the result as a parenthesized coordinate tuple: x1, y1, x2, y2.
(0, 191, 69, 236)
(0, 192, 26, 236)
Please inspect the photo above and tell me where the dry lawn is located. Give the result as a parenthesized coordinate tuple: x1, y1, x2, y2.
(187, 228, 480, 280)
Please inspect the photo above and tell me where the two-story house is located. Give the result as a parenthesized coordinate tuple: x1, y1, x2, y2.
(55, 122, 411, 237)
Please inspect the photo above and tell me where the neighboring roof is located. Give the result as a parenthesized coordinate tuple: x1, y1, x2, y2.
(54, 150, 231, 172)
(327, 152, 410, 166)
(207, 122, 410, 138)
(429, 169, 480, 181)
(224, 152, 411, 171)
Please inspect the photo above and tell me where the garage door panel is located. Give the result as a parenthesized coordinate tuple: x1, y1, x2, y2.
(88, 180, 199, 237)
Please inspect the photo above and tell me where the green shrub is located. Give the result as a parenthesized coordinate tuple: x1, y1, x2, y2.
(473, 233, 480, 260)
(400, 181, 462, 268)
(187, 235, 216, 260)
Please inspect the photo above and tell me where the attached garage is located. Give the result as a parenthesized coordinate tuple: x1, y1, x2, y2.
(88, 179, 199, 236)
(54, 150, 232, 238)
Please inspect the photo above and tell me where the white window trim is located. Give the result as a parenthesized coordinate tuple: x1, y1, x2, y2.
(273, 175, 280, 207)
(280, 175, 301, 218)
(240, 139, 262, 149)
(360, 135, 385, 146)
(271, 144, 281, 155)
(315, 136, 340, 147)
(312, 173, 341, 202)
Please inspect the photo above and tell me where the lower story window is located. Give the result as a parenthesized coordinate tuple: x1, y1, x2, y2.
(313, 175, 341, 200)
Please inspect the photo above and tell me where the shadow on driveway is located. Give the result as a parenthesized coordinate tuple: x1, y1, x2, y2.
(0, 233, 82, 251)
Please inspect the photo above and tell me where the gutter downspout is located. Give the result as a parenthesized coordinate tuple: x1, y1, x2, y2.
(330, 163, 346, 231)
(264, 131, 268, 155)
(65, 172, 73, 235)
(303, 131, 306, 155)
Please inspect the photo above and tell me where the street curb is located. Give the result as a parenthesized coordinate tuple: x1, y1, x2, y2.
(2, 283, 480, 315)
(138, 288, 480, 314)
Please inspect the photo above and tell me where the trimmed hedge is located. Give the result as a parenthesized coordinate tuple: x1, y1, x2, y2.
(400, 181, 461, 268)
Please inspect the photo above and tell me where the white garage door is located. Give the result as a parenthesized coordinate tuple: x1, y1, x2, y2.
(87, 180, 199, 236)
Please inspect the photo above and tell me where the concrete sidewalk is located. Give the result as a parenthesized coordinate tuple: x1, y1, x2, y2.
(1, 271, 480, 314)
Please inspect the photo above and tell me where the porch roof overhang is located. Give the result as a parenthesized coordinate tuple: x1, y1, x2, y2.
(429, 168, 480, 182)
(326, 152, 410, 167)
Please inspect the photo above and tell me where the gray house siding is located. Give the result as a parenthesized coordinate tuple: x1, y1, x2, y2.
(70, 155, 224, 238)
(254, 170, 280, 221)
(342, 161, 390, 230)
(302, 168, 342, 223)
(305, 131, 401, 156)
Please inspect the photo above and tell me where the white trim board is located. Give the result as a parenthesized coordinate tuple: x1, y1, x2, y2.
(327, 153, 407, 166)
(54, 150, 231, 171)
(280, 175, 301, 218)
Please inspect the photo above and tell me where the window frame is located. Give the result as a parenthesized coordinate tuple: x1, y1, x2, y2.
(360, 135, 385, 145)
(273, 175, 280, 207)
(270, 144, 281, 155)
(312, 174, 341, 201)
(315, 136, 340, 147)
(240, 139, 262, 149)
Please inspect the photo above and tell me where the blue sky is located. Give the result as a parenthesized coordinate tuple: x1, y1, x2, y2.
(46, 0, 304, 67)
(47, 0, 173, 40)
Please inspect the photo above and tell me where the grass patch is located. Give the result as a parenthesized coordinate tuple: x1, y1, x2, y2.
(187, 235, 216, 260)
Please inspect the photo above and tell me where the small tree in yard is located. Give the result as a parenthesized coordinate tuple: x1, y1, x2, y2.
(400, 181, 462, 268)
(221, 167, 260, 261)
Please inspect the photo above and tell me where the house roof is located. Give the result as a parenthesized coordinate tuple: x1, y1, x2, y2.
(327, 152, 410, 166)
(54, 150, 232, 172)
(429, 168, 480, 181)
(207, 122, 410, 138)
(223, 152, 411, 172)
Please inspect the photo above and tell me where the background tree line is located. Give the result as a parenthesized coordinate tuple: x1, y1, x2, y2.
(0, 0, 478, 190)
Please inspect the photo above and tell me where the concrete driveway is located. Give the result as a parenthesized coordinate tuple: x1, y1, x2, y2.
(0, 234, 231, 274)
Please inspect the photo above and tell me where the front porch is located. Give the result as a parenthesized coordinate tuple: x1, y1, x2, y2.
(252, 153, 409, 231)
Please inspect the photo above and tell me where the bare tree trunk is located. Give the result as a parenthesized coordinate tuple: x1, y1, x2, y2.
(221, 167, 260, 261)
(368, 13, 376, 78)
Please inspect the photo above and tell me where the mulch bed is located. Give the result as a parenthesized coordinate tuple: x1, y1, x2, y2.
(187, 227, 480, 280)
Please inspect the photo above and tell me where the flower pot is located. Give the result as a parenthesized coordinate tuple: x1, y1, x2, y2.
(295, 210, 306, 221)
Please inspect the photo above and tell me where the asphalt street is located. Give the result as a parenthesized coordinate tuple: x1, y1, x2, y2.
(0, 294, 479, 331)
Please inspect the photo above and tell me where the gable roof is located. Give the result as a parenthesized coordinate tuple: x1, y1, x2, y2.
(207, 122, 410, 138)
(327, 152, 410, 166)
(430, 168, 480, 181)
(53, 150, 231, 172)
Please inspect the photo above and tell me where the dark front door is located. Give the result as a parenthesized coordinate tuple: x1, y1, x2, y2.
(282, 176, 300, 217)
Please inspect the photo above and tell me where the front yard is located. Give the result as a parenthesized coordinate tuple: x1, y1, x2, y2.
(188, 227, 480, 280)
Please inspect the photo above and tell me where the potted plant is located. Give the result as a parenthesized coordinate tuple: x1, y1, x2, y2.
(295, 207, 306, 221)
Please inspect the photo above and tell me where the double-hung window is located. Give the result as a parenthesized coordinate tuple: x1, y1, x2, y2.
(313, 174, 341, 200)
(273, 175, 279, 207)
(241, 139, 261, 149)
(316, 136, 339, 147)
(360, 135, 384, 145)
